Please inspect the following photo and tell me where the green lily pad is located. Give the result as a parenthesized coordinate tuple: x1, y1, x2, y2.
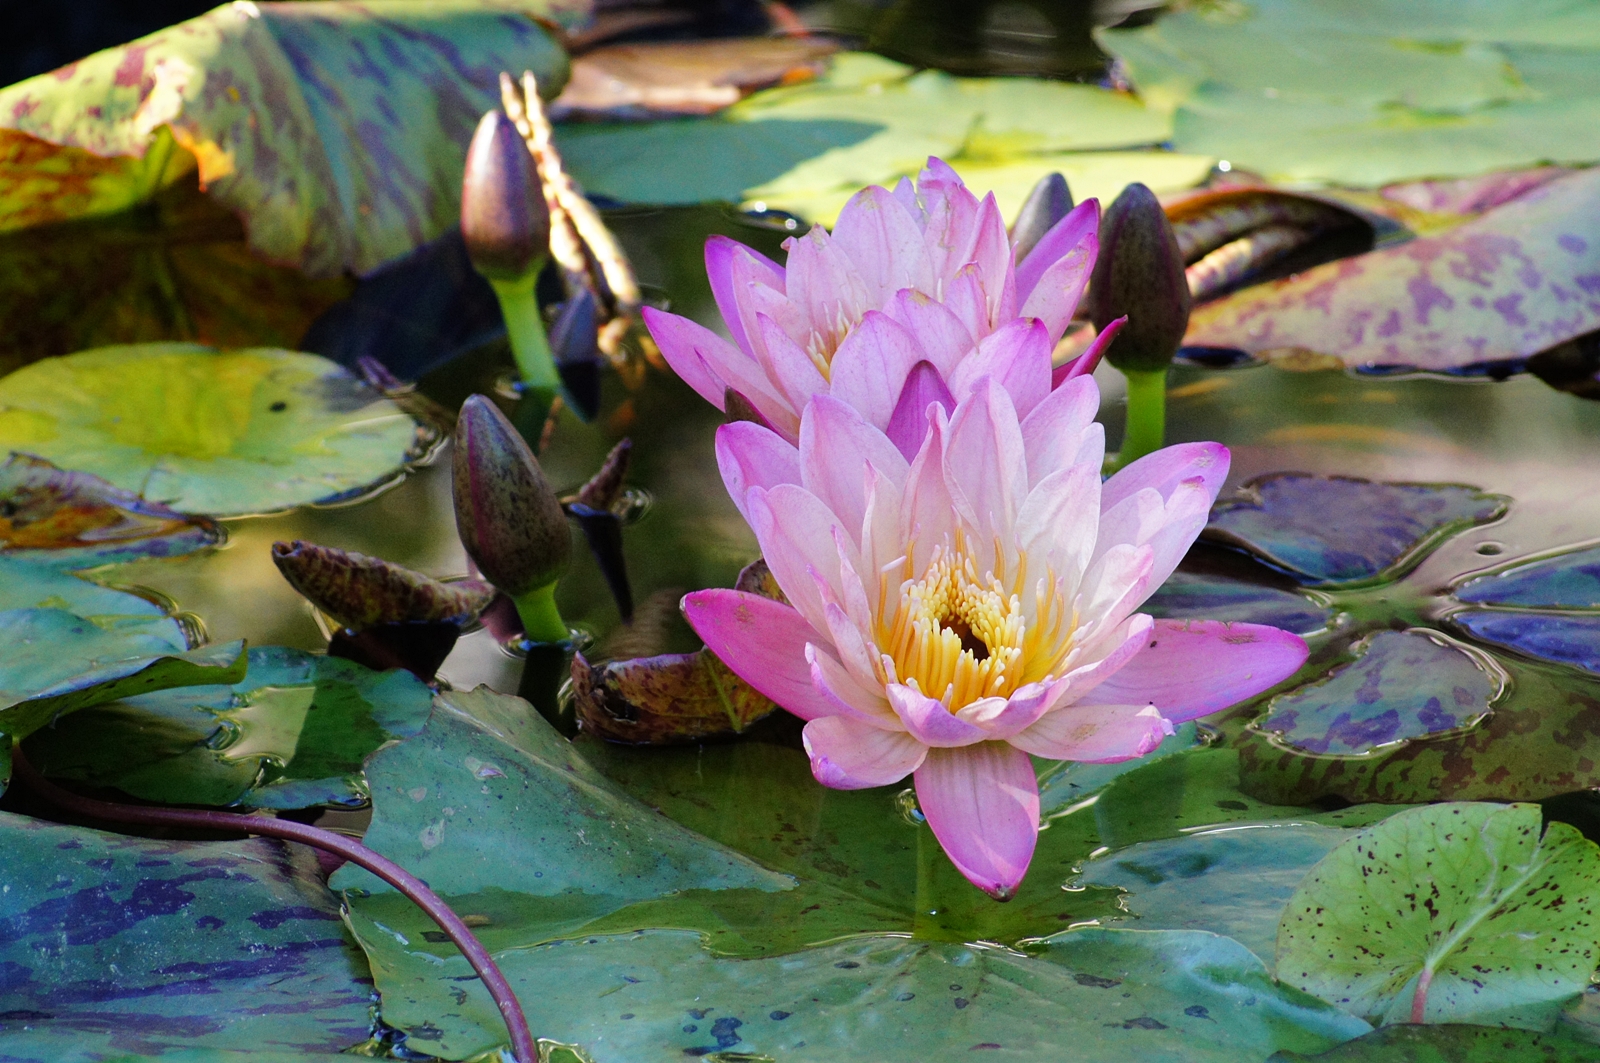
(1267, 1022, 1600, 1062)
(0, 608, 244, 742)
(0, 810, 373, 1059)
(1079, 822, 1357, 962)
(1256, 630, 1501, 755)
(1099, 0, 1600, 187)
(0, 453, 220, 568)
(1206, 475, 1509, 586)
(1277, 802, 1600, 1028)
(1038, 722, 1204, 818)
(557, 51, 1202, 224)
(24, 645, 433, 809)
(0, 0, 575, 277)
(0, 343, 431, 516)
(349, 919, 1369, 1062)
(0, 555, 170, 620)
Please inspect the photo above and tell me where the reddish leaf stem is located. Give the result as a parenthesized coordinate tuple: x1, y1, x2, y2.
(10, 748, 535, 1063)
(1411, 966, 1432, 1023)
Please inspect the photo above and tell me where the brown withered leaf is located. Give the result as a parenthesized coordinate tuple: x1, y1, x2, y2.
(271, 539, 495, 632)
(551, 38, 837, 121)
(566, 437, 632, 513)
(573, 559, 785, 744)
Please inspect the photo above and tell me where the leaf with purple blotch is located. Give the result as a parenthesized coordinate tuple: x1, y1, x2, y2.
(1205, 474, 1508, 585)
(1145, 571, 1332, 634)
(0, 810, 373, 1060)
(1456, 543, 1600, 608)
(1254, 630, 1501, 756)
(1451, 612, 1600, 676)
(1446, 543, 1600, 674)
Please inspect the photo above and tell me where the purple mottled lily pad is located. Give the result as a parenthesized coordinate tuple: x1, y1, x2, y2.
(1456, 543, 1600, 608)
(0, 811, 372, 1059)
(1256, 630, 1499, 756)
(1451, 612, 1600, 676)
(1206, 474, 1508, 585)
(1145, 572, 1332, 635)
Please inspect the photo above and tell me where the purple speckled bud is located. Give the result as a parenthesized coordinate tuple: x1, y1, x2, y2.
(452, 394, 569, 596)
(1088, 182, 1191, 374)
(461, 110, 549, 282)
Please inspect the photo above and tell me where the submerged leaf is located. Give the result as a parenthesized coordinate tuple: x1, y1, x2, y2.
(0, 343, 430, 516)
(1277, 803, 1600, 1028)
(0, 0, 574, 276)
(24, 645, 433, 809)
(0, 453, 220, 568)
(0, 811, 373, 1058)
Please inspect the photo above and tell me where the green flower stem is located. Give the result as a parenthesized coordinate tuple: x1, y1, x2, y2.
(490, 269, 560, 393)
(1117, 367, 1168, 470)
(512, 582, 568, 644)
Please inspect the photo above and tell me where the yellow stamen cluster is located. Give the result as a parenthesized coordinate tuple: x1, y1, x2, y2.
(878, 533, 1076, 712)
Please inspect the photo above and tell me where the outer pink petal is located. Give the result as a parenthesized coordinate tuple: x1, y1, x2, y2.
(886, 360, 956, 462)
(706, 235, 784, 356)
(943, 265, 991, 342)
(1020, 375, 1101, 489)
(1007, 703, 1171, 762)
(1053, 316, 1124, 387)
(884, 289, 975, 378)
(804, 716, 926, 789)
(903, 405, 956, 575)
(1059, 612, 1154, 702)
(800, 394, 909, 540)
(682, 589, 839, 722)
(915, 743, 1040, 899)
(1015, 198, 1100, 304)
(785, 224, 870, 349)
(1018, 234, 1096, 345)
(746, 486, 849, 634)
(1081, 619, 1309, 723)
(942, 377, 1026, 561)
(753, 312, 828, 415)
(953, 681, 1057, 739)
(828, 310, 927, 432)
(946, 318, 1052, 421)
(715, 421, 801, 523)
(808, 643, 895, 725)
(887, 683, 990, 747)
(1141, 476, 1214, 595)
(641, 307, 735, 409)
(832, 185, 934, 307)
(1102, 441, 1231, 513)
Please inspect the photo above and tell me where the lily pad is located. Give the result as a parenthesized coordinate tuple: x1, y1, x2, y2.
(0, 608, 244, 742)
(1038, 722, 1204, 818)
(1450, 612, 1600, 675)
(349, 920, 1369, 1062)
(0, 0, 574, 276)
(0, 343, 430, 516)
(0, 453, 220, 568)
(24, 645, 433, 809)
(1277, 802, 1600, 1028)
(557, 51, 1201, 224)
(1183, 169, 1600, 372)
(0, 810, 373, 1059)
(1256, 630, 1500, 756)
(1267, 1022, 1600, 1062)
(1145, 570, 1333, 634)
(1206, 474, 1508, 585)
(1099, 0, 1600, 187)
(1456, 544, 1600, 607)
(1079, 822, 1355, 962)
(0, 555, 170, 620)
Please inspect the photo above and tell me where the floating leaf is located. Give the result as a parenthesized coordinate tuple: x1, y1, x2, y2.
(551, 38, 839, 121)
(350, 919, 1368, 1062)
(0, 608, 244, 741)
(0, 555, 171, 620)
(1457, 544, 1600, 607)
(0, 0, 575, 276)
(1451, 612, 1600, 676)
(1266, 1022, 1600, 1062)
(556, 52, 1200, 224)
(1099, 0, 1600, 188)
(0, 810, 374, 1059)
(1256, 630, 1500, 755)
(1277, 803, 1600, 1028)
(1145, 570, 1333, 634)
(1183, 169, 1600, 372)
(1207, 474, 1508, 585)
(0, 343, 430, 516)
(1079, 823, 1355, 962)
(1037, 722, 1203, 818)
(0, 453, 220, 568)
(24, 645, 433, 809)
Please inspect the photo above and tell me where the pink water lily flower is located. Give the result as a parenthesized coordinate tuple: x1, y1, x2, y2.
(643, 158, 1111, 443)
(683, 365, 1307, 898)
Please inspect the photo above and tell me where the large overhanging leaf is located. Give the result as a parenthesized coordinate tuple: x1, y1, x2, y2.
(556, 52, 1213, 224)
(1277, 803, 1600, 1028)
(1098, 0, 1600, 187)
(0, 0, 575, 277)
(1266, 1022, 1600, 1062)
(1183, 168, 1600, 372)
(349, 921, 1369, 1061)
(0, 810, 375, 1058)
(0, 343, 431, 516)
(24, 645, 434, 809)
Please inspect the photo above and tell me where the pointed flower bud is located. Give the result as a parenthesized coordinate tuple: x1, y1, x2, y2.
(461, 109, 550, 282)
(452, 395, 569, 605)
(1088, 182, 1192, 375)
(272, 540, 495, 631)
(1010, 172, 1073, 263)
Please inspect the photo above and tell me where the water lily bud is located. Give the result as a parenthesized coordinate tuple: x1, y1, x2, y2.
(452, 394, 569, 598)
(1010, 172, 1073, 262)
(461, 109, 549, 282)
(1088, 182, 1192, 375)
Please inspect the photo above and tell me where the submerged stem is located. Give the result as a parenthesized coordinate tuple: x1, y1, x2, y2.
(10, 748, 536, 1063)
(1116, 367, 1168, 470)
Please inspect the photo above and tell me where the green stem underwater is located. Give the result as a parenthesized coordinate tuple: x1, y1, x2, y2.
(1116, 367, 1168, 470)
